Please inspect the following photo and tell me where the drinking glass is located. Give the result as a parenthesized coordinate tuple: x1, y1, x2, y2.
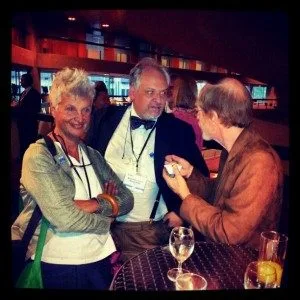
(244, 261, 278, 289)
(167, 226, 195, 282)
(175, 273, 207, 290)
(258, 231, 288, 287)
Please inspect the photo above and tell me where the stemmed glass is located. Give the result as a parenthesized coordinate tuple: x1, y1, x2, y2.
(167, 226, 195, 282)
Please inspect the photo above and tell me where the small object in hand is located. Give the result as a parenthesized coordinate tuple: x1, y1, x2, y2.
(164, 163, 182, 178)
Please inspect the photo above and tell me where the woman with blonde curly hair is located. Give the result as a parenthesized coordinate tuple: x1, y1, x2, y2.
(12, 68, 133, 289)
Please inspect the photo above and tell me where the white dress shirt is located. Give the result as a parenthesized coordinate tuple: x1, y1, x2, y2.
(105, 105, 168, 222)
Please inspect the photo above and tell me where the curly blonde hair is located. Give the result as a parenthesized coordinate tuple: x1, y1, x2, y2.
(49, 67, 95, 108)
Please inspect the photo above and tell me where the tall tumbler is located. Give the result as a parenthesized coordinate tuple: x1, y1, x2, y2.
(258, 231, 288, 287)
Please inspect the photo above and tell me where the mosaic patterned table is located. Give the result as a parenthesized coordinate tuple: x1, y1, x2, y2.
(110, 241, 258, 291)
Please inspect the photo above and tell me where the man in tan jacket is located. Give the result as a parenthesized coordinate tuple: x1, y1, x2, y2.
(163, 78, 283, 249)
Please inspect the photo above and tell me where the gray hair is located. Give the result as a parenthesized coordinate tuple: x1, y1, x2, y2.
(49, 67, 95, 108)
(129, 57, 170, 88)
(197, 77, 252, 128)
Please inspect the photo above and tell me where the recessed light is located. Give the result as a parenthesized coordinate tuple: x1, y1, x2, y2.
(68, 16, 76, 21)
(102, 23, 109, 28)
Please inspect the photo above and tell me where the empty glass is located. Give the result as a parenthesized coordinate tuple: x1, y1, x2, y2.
(176, 273, 207, 290)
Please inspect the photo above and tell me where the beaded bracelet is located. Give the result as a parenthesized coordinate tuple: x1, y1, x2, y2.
(96, 193, 119, 217)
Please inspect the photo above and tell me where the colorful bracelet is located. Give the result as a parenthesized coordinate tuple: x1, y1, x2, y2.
(96, 193, 119, 217)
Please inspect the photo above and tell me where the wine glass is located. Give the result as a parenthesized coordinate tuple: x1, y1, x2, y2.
(244, 261, 278, 289)
(167, 226, 195, 282)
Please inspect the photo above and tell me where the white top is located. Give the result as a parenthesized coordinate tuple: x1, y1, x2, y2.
(40, 143, 116, 265)
(105, 105, 168, 222)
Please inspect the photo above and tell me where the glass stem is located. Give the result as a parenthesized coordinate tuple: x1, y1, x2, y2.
(178, 261, 183, 273)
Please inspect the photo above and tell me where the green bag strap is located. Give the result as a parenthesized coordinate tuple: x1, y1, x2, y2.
(32, 217, 49, 267)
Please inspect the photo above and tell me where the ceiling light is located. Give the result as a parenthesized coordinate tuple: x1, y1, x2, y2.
(68, 17, 76, 21)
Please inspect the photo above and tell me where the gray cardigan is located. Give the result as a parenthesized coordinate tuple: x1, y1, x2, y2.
(12, 138, 133, 258)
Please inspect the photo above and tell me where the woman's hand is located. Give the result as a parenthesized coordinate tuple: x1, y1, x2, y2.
(162, 163, 191, 200)
(74, 180, 118, 214)
(165, 155, 194, 178)
(104, 180, 118, 196)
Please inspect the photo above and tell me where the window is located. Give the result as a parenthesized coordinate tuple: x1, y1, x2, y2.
(40, 71, 56, 94)
(89, 75, 129, 97)
(196, 81, 207, 95)
(11, 69, 28, 100)
(86, 31, 103, 60)
(196, 61, 202, 71)
(251, 86, 267, 99)
(116, 52, 128, 62)
(179, 59, 189, 69)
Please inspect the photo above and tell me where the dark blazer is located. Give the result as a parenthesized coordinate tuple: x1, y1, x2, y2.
(87, 105, 209, 214)
(12, 88, 41, 156)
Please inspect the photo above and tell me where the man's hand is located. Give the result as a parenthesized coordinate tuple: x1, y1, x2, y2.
(163, 211, 184, 227)
(163, 164, 191, 200)
(164, 155, 193, 178)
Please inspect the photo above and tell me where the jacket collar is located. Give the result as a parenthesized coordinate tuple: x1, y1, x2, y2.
(226, 124, 258, 163)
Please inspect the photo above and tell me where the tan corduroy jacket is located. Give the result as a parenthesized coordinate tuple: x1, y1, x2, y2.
(182, 125, 283, 249)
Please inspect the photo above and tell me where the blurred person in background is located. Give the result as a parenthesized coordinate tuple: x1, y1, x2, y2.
(170, 74, 203, 151)
(93, 81, 110, 111)
(165, 73, 178, 113)
(11, 73, 41, 158)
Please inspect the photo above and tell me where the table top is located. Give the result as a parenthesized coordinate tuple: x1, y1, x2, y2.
(110, 241, 258, 291)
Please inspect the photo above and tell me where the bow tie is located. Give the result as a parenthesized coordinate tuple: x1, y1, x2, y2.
(130, 116, 155, 130)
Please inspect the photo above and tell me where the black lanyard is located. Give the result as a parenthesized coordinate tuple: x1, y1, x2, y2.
(129, 121, 156, 172)
(52, 132, 92, 199)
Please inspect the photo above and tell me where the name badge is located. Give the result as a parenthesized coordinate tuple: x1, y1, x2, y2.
(123, 172, 147, 193)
